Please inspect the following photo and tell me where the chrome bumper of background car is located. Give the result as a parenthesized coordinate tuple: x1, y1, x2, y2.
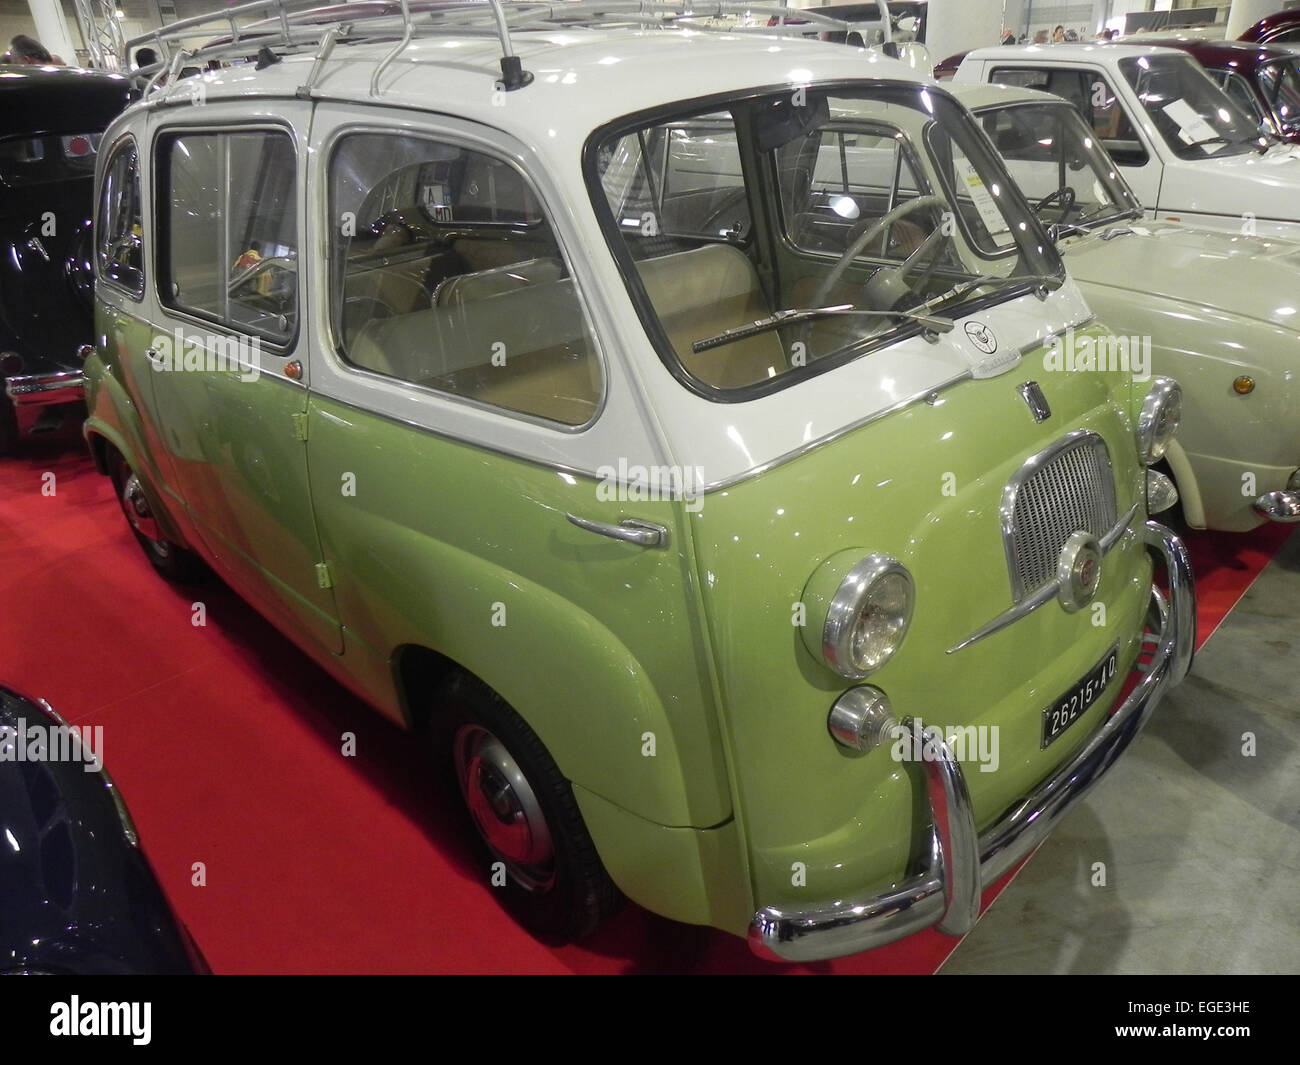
(4, 369, 86, 407)
(748, 521, 1195, 963)
(1252, 490, 1300, 523)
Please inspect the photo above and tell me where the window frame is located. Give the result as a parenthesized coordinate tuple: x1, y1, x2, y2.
(152, 120, 302, 353)
(322, 122, 607, 432)
(95, 133, 145, 302)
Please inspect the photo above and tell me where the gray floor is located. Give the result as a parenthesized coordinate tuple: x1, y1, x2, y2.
(939, 532, 1300, 975)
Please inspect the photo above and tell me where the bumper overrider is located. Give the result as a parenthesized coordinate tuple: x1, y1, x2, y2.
(749, 521, 1195, 962)
(1253, 471, 1300, 523)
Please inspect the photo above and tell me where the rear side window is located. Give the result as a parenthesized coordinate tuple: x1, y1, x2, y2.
(157, 129, 298, 343)
(96, 138, 144, 298)
(328, 132, 602, 427)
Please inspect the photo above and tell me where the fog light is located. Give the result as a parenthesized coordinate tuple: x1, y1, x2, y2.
(1146, 469, 1179, 514)
(828, 686, 897, 751)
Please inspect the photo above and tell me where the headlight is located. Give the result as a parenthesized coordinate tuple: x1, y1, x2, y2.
(802, 551, 914, 679)
(1136, 377, 1181, 466)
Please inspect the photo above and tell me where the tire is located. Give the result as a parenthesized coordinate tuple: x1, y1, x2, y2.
(108, 449, 206, 584)
(437, 673, 622, 941)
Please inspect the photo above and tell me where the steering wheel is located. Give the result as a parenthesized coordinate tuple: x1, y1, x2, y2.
(809, 194, 948, 311)
(1034, 186, 1077, 217)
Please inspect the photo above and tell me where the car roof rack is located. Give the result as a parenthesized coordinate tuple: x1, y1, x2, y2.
(127, 0, 885, 100)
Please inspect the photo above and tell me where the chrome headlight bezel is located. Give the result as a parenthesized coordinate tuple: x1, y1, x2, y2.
(803, 552, 915, 680)
(1136, 377, 1182, 466)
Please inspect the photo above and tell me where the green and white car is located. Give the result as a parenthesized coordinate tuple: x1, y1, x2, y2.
(83, 1, 1193, 961)
(952, 81, 1300, 531)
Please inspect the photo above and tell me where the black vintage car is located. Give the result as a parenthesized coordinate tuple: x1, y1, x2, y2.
(0, 66, 133, 455)
(0, 684, 207, 974)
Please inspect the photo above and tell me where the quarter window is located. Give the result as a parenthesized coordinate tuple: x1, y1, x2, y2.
(157, 129, 298, 343)
(329, 132, 602, 427)
(96, 139, 144, 298)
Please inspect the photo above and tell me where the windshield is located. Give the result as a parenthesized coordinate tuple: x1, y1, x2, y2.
(1118, 54, 1266, 159)
(589, 85, 1062, 396)
(1257, 57, 1300, 131)
(977, 100, 1142, 231)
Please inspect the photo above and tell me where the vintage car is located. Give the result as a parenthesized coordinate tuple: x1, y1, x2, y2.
(950, 81, 1300, 532)
(0, 684, 207, 974)
(84, 0, 1192, 961)
(954, 43, 1300, 240)
(1238, 9, 1300, 48)
(0, 65, 133, 455)
(1136, 37, 1300, 143)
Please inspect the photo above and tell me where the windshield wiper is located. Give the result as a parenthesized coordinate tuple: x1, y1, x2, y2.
(1050, 204, 1143, 238)
(690, 305, 954, 354)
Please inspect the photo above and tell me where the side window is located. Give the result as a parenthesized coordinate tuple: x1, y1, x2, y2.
(158, 129, 298, 343)
(96, 139, 144, 298)
(1214, 70, 1267, 126)
(329, 132, 601, 427)
(991, 66, 1149, 165)
(599, 114, 748, 254)
(780, 125, 934, 256)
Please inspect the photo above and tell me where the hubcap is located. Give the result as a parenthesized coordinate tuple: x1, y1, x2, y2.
(119, 471, 167, 554)
(453, 724, 555, 892)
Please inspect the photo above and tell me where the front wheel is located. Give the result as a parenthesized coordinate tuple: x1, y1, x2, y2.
(437, 673, 622, 941)
(108, 450, 205, 583)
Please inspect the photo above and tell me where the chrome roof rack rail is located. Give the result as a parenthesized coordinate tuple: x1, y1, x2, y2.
(122, 0, 879, 99)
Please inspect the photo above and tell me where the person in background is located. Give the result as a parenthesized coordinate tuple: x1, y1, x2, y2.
(1051, 25, 1066, 43)
(1033, 29, 1049, 44)
(8, 34, 61, 65)
(134, 46, 157, 69)
(1000, 29, 1017, 45)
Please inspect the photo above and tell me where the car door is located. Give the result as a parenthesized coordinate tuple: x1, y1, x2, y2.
(144, 107, 342, 655)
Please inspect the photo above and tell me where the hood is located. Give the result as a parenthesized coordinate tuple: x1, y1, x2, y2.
(1062, 220, 1300, 330)
(1159, 144, 1300, 224)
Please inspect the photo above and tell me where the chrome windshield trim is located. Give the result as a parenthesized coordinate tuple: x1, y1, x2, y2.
(948, 502, 1139, 654)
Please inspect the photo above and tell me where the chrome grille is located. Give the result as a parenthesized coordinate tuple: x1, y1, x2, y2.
(1002, 432, 1117, 602)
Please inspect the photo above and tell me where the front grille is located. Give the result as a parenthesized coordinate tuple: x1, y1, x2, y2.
(1003, 432, 1117, 602)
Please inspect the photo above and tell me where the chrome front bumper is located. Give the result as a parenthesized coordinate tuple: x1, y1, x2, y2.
(4, 369, 86, 407)
(1253, 491, 1300, 523)
(749, 521, 1195, 963)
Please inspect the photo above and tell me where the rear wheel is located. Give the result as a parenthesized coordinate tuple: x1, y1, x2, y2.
(437, 673, 621, 941)
(108, 450, 205, 583)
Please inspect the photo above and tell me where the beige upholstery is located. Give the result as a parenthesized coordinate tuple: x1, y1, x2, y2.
(434, 257, 563, 307)
(634, 244, 784, 388)
(345, 267, 600, 425)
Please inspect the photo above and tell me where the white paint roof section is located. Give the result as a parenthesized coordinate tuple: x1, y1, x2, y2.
(962, 42, 1193, 64)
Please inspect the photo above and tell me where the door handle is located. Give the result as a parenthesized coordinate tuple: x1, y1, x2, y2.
(565, 514, 669, 548)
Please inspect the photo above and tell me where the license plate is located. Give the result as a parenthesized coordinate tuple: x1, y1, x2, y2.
(1041, 644, 1119, 749)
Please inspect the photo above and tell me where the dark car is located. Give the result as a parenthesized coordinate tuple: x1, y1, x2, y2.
(1239, 10, 1300, 48)
(0, 66, 133, 455)
(1140, 37, 1300, 143)
(0, 684, 206, 974)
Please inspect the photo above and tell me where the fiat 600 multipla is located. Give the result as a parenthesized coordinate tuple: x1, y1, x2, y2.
(83, 1, 1193, 961)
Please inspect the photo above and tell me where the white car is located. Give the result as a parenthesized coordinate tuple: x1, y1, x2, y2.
(955, 43, 1300, 239)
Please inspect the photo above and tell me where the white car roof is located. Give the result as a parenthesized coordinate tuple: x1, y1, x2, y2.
(944, 81, 1060, 110)
(962, 42, 1192, 64)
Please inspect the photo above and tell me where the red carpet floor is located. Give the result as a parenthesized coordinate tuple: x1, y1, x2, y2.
(1, 439, 1291, 973)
